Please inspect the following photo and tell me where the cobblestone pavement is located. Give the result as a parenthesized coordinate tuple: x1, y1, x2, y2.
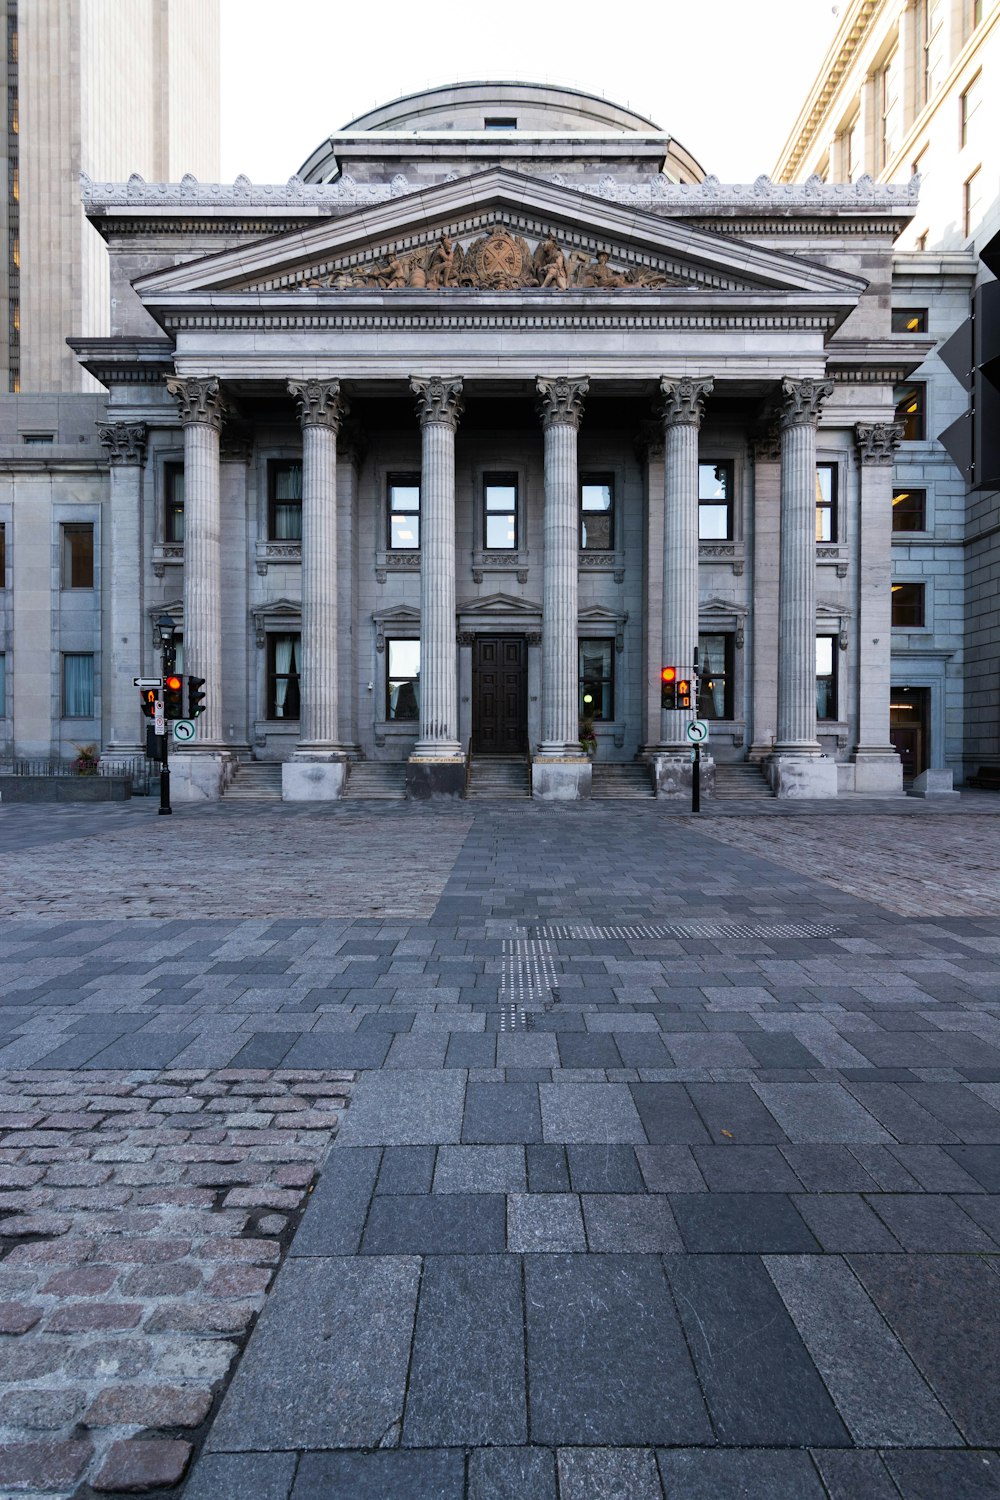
(3, 800, 1000, 1498)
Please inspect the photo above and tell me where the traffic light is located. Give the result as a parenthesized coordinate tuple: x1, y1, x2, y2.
(186, 676, 206, 719)
(677, 678, 692, 710)
(163, 673, 184, 720)
(660, 666, 677, 710)
(139, 688, 157, 719)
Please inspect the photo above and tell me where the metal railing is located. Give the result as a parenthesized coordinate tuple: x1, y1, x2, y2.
(6, 758, 155, 795)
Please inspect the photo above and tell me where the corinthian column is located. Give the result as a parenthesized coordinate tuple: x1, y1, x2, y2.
(98, 422, 147, 755)
(287, 379, 349, 752)
(536, 376, 588, 755)
(409, 377, 463, 791)
(165, 376, 226, 747)
(852, 421, 904, 793)
(659, 376, 713, 749)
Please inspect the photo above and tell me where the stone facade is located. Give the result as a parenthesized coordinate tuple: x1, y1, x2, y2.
(0, 82, 933, 799)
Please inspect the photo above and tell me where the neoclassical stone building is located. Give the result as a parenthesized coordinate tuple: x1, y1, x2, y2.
(8, 82, 931, 799)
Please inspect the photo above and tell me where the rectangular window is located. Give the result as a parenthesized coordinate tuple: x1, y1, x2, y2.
(892, 487, 927, 531)
(22, 433, 52, 445)
(880, 50, 901, 168)
(387, 639, 420, 720)
(816, 636, 837, 721)
(268, 461, 303, 541)
(894, 383, 926, 440)
(961, 73, 982, 147)
(483, 473, 517, 550)
(964, 167, 984, 237)
(923, 0, 946, 102)
(698, 461, 733, 540)
(0, 651, 5, 716)
(892, 582, 926, 628)
(698, 634, 733, 720)
(165, 462, 184, 543)
(815, 464, 838, 543)
(62, 653, 94, 717)
(846, 114, 862, 181)
(580, 474, 614, 551)
(484, 116, 517, 129)
(388, 474, 420, 550)
(61, 523, 94, 588)
(0, 521, 5, 584)
(892, 308, 928, 333)
(578, 639, 614, 721)
(266, 633, 300, 719)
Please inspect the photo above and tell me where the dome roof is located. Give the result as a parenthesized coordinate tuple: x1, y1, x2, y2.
(341, 80, 661, 134)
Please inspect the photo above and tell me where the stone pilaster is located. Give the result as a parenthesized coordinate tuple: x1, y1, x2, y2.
(98, 422, 147, 756)
(659, 377, 713, 749)
(852, 421, 905, 794)
(408, 377, 464, 797)
(533, 376, 591, 800)
(165, 375, 227, 770)
(771, 376, 838, 798)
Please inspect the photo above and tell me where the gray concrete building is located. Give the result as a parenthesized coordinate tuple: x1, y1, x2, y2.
(2, 81, 932, 800)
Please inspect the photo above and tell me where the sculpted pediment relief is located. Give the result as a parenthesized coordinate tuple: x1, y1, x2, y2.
(300, 226, 682, 293)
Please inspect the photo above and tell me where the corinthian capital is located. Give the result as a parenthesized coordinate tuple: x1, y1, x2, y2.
(658, 376, 714, 429)
(97, 421, 147, 465)
(410, 376, 464, 430)
(288, 378, 349, 431)
(165, 375, 227, 430)
(855, 421, 904, 465)
(535, 376, 589, 431)
(779, 377, 833, 430)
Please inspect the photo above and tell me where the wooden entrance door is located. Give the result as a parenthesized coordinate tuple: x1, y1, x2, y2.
(890, 687, 929, 779)
(472, 636, 527, 753)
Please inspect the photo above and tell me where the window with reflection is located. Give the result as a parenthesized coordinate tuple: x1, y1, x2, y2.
(0, 522, 5, 585)
(892, 488, 927, 532)
(698, 634, 733, 720)
(165, 463, 184, 542)
(483, 474, 517, 550)
(62, 654, 94, 717)
(892, 582, 926, 628)
(269, 461, 303, 541)
(892, 308, 928, 333)
(267, 633, 300, 719)
(387, 640, 420, 720)
(388, 474, 420, 550)
(61, 524, 94, 588)
(894, 383, 926, 440)
(578, 639, 613, 721)
(580, 475, 614, 551)
(816, 637, 837, 720)
(698, 462, 733, 540)
(815, 464, 838, 542)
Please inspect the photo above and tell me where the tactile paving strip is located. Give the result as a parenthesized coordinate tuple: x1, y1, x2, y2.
(538, 920, 841, 941)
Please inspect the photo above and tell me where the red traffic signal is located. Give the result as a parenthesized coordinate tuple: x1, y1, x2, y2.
(661, 666, 677, 710)
(163, 673, 184, 720)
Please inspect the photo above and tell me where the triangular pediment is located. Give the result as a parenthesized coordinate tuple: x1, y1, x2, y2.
(134, 168, 867, 306)
(457, 592, 541, 617)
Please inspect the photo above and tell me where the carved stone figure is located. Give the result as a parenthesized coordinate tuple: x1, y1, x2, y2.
(425, 234, 460, 287)
(534, 233, 569, 290)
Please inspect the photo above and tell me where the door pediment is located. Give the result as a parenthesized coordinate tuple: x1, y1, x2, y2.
(458, 591, 542, 618)
(134, 168, 868, 307)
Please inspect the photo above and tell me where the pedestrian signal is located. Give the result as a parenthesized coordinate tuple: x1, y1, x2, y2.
(139, 688, 157, 719)
(677, 678, 692, 710)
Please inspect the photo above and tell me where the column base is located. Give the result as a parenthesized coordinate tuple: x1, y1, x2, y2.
(767, 753, 838, 800)
(652, 752, 716, 801)
(852, 748, 904, 796)
(532, 756, 591, 801)
(282, 752, 348, 802)
(911, 768, 959, 799)
(406, 756, 466, 800)
(169, 751, 237, 803)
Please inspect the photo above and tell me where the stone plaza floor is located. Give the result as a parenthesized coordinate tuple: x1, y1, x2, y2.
(2, 794, 1000, 1497)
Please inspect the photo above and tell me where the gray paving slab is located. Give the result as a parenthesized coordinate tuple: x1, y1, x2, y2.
(657, 1448, 827, 1500)
(337, 1069, 466, 1146)
(180, 1452, 297, 1500)
(462, 1081, 542, 1143)
(361, 1193, 506, 1254)
(467, 1447, 557, 1500)
(288, 1147, 380, 1257)
(290, 1450, 465, 1500)
(809, 1450, 903, 1500)
(207, 1257, 420, 1451)
(507, 1193, 587, 1252)
(557, 1447, 664, 1500)
(881, 1450, 1000, 1499)
(753, 1082, 894, 1142)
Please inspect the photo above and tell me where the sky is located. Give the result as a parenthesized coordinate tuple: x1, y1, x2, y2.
(220, 0, 842, 184)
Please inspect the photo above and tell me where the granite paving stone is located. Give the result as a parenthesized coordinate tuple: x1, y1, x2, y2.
(809, 1449, 905, 1500)
(360, 1192, 507, 1254)
(467, 1447, 557, 1500)
(462, 1081, 542, 1143)
(557, 1446, 664, 1500)
(670, 1191, 820, 1252)
(290, 1450, 465, 1500)
(880, 1450, 1000, 1498)
(657, 1448, 828, 1499)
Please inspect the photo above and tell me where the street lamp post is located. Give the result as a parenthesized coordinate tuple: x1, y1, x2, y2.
(154, 612, 177, 817)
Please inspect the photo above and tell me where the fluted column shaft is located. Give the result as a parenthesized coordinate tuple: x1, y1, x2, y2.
(166, 377, 225, 747)
(854, 422, 904, 757)
(411, 377, 463, 759)
(776, 378, 832, 752)
(98, 422, 147, 753)
(536, 377, 588, 755)
(288, 380, 348, 751)
(659, 377, 713, 749)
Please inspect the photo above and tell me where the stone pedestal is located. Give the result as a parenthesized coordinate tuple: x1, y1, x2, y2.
(532, 757, 592, 801)
(910, 768, 958, 799)
(652, 751, 716, 801)
(282, 754, 348, 802)
(768, 754, 838, 799)
(853, 754, 904, 795)
(405, 759, 466, 800)
(169, 751, 236, 802)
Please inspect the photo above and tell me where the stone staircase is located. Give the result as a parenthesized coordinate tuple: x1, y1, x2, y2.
(712, 761, 774, 800)
(343, 761, 407, 800)
(224, 761, 283, 801)
(466, 755, 531, 799)
(591, 762, 655, 799)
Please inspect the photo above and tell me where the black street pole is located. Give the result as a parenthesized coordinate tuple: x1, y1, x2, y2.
(692, 740, 701, 814)
(158, 645, 173, 816)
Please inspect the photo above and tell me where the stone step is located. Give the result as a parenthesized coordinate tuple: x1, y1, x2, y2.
(591, 763, 655, 799)
(343, 762, 407, 799)
(466, 756, 530, 798)
(713, 762, 774, 799)
(224, 763, 284, 801)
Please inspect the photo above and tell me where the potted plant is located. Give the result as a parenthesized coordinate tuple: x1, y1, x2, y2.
(71, 742, 100, 776)
(579, 718, 597, 757)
